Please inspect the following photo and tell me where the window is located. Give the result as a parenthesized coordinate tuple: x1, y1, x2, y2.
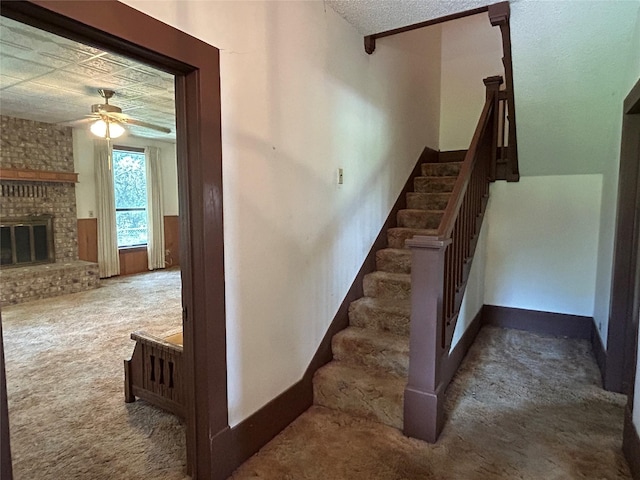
(112, 148, 148, 248)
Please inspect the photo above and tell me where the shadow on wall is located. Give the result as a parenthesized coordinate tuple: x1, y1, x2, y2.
(225, 126, 405, 422)
(221, 1, 444, 423)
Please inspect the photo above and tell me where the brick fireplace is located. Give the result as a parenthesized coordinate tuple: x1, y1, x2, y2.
(0, 116, 99, 306)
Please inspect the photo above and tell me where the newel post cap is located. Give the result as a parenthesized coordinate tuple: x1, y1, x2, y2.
(405, 236, 452, 250)
(483, 75, 504, 87)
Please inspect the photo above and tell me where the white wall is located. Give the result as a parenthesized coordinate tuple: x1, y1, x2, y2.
(121, 0, 442, 426)
(484, 175, 602, 317)
(511, 1, 638, 177)
(73, 128, 179, 218)
(439, 13, 504, 151)
(452, 218, 487, 347)
(469, 1, 640, 347)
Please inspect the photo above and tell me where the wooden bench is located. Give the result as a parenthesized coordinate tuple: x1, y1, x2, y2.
(124, 330, 184, 417)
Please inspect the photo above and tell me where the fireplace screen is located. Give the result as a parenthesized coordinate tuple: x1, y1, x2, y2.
(0, 215, 55, 267)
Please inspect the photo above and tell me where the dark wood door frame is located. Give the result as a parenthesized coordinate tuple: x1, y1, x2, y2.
(607, 78, 640, 394)
(0, 317, 13, 480)
(0, 2, 227, 478)
(621, 78, 640, 477)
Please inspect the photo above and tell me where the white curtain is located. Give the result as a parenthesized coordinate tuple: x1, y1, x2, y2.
(94, 140, 120, 278)
(145, 146, 165, 270)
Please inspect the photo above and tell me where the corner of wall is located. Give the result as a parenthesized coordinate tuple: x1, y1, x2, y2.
(483, 175, 602, 317)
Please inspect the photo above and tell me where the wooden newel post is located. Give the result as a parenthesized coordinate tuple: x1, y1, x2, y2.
(404, 236, 451, 443)
(483, 75, 503, 182)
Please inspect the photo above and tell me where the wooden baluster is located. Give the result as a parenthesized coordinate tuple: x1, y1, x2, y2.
(484, 76, 503, 181)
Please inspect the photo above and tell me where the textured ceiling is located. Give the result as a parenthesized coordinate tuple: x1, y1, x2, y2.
(0, 2, 503, 142)
(0, 16, 176, 142)
(327, 0, 499, 35)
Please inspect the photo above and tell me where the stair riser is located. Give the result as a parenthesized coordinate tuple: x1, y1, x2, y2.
(332, 334, 409, 376)
(406, 193, 451, 210)
(421, 162, 462, 177)
(375, 249, 411, 274)
(414, 177, 457, 193)
(311, 160, 464, 434)
(388, 229, 424, 249)
(397, 210, 442, 229)
(363, 274, 411, 300)
(349, 302, 410, 336)
(313, 369, 403, 429)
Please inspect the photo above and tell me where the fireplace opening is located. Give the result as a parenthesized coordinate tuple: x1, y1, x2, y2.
(0, 215, 55, 267)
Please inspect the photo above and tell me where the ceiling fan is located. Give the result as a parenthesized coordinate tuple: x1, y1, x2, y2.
(83, 88, 171, 139)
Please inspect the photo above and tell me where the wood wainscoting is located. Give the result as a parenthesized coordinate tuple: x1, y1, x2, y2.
(77, 215, 180, 275)
(77, 218, 98, 263)
(119, 247, 148, 275)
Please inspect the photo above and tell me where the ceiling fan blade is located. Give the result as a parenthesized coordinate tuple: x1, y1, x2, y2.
(60, 114, 99, 126)
(121, 117, 172, 134)
(122, 117, 171, 133)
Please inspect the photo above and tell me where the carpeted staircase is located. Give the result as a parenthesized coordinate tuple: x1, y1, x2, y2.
(313, 160, 463, 430)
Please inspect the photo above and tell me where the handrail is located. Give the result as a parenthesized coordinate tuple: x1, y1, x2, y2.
(489, 2, 519, 181)
(409, 77, 500, 348)
(437, 85, 496, 240)
(405, 91, 494, 248)
(403, 75, 504, 444)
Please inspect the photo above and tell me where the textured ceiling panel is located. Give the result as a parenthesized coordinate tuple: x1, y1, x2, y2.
(327, 0, 502, 35)
(0, 16, 176, 142)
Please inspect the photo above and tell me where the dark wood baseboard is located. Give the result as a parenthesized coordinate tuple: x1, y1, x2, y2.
(591, 319, 607, 386)
(443, 307, 484, 387)
(227, 378, 310, 469)
(222, 146, 438, 472)
(482, 305, 593, 339)
(439, 150, 467, 163)
(222, 300, 626, 475)
(624, 405, 640, 480)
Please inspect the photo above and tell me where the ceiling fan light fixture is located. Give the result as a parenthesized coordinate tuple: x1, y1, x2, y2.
(90, 118, 125, 139)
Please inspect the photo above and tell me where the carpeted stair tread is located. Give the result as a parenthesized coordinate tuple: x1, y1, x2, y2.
(387, 227, 437, 249)
(407, 192, 451, 210)
(414, 176, 458, 193)
(376, 248, 411, 274)
(349, 297, 411, 336)
(313, 361, 405, 429)
(363, 271, 411, 300)
(332, 326, 409, 376)
(421, 162, 463, 177)
(397, 209, 443, 229)
(309, 156, 465, 437)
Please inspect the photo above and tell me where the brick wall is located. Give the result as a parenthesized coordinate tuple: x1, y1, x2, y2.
(0, 116, 99, 306)
(0, 115, 78, 262)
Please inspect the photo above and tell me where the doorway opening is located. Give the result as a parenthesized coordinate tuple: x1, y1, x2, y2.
(0, 2, 227, 478)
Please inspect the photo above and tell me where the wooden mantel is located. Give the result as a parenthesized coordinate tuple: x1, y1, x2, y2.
(0, 167, 78, 183)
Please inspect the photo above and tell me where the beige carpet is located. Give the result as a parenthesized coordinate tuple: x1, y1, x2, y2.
(3, 273, 631, 479)
(2, 268, 188, 480)
(230, 327, 631, 480)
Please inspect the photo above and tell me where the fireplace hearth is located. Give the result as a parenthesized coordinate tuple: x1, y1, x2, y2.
(0, 215, 54, 267)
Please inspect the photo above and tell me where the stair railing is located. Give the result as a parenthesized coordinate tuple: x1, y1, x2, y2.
(403, 75, 503, 443)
